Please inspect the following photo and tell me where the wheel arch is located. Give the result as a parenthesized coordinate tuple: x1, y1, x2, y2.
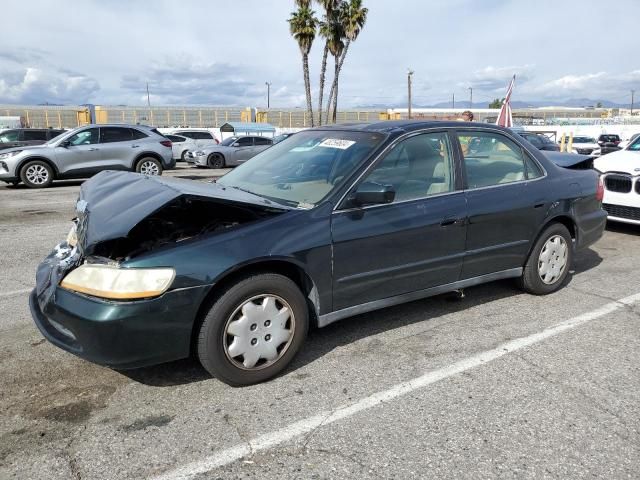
(526, 214, 577, 262)
(189, 258, 320, 354)
(16, 156, 60, 178)
(133, 152, 164, 169)
(207, 151, 226, 165)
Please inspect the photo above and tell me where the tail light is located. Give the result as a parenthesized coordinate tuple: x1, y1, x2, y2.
(215, 138, 220, 144)
(160, 140, 172, 148)
(596, 176, 604, 202)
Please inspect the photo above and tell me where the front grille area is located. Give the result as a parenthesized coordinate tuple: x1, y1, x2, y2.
(605, 174, 632, 193)
(603, 204, 640, 221)
(576, 148, 593, 155)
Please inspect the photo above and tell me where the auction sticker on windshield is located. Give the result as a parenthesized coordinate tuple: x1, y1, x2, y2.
(318, 138, 356, 149)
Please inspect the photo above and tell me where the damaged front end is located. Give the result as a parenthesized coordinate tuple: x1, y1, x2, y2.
(36, 171, 289, 303)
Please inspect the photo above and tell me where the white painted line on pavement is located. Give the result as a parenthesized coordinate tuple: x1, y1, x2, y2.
(151, 292, 640, 480)
(0, 288, 33, 298)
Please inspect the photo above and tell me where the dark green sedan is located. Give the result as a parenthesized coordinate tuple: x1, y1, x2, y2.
(30, 121, 606, 386)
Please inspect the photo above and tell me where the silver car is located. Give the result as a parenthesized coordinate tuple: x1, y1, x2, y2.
(186, 135, 273, 168)
(0, 124, 175, 188)
(165, 130, 219, 161)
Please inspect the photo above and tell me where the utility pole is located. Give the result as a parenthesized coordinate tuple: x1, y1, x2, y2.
(632, 90, 636, 116)
(407, 69, 414, 119)
(265, 82, 271, 109)
(452, 93, 455, 109)
(468, 87, 473, 108)
(146, 82, 151, 108)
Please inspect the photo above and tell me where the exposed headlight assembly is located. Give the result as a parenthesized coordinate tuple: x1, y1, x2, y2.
(0, 150, 22, 160)
(61, 264, 175, 300)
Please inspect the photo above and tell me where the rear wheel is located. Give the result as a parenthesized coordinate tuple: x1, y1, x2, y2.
(197, 273, 309, 386)
(208, 153, 225, 169)
(519, 223, 572, 295)
(180, 150, 188, 162)
(135, 157, 163, 176)
(20, 160, 53, 188)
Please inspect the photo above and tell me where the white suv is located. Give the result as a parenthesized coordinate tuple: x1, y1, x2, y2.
(166, 129, 218, 161)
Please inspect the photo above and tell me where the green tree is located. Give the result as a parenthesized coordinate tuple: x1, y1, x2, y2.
(316, 0, 339, 126)
(489, 97, 504, 109)
(325, 0, 368, 123)
(596, 101, 603, 108)
(288, 1, 318, 126)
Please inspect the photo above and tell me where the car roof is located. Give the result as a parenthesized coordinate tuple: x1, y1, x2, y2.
(315, 120, 511, 135)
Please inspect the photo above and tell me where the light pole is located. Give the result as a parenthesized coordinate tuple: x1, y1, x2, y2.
(265, 82, 271, 109)
(468, 87, 473, 108)
(632, 89, 636, 116)
(407, 69, 414, 119)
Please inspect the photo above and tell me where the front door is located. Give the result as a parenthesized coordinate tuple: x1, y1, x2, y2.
(54, 128, 101, 176)
(232, 137, 256, 163)
(331, 131, 467, 311)
(456, 129, 546, 279)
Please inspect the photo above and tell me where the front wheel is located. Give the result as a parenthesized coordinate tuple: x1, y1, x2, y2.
(197, 274, 309, 386)
(208, 153, 225, 169)
(519, 223, 573, 295)
(20, 160, 53, 188)
(135, 157, 163, 176)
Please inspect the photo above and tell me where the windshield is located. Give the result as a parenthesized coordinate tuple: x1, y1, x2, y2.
(217, 130, 386, 207)
(220, 137, 238, 146)
(572, 137, 596, 143)
(628, 137, 640, 151)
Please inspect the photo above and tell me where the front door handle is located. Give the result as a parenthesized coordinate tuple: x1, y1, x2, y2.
(88, 148, 99, 151)
(131, 144, 140, 148)
(441, 217, 464, 226)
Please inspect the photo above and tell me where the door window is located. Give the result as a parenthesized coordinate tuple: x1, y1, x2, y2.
(235, 137, 254, 147)
(457, 131, 527, 188)
(254, 137, 272, 146)
(360, 132, 454, 202)
(192, 131, 214, 140)
(66, 128, 99, 146)
(166, 134, 186, 143)
(0, 131, 20, 142)
(23, 130, 48, 141)
(100, 127, 132, 143)
(130, 128, 148, 140)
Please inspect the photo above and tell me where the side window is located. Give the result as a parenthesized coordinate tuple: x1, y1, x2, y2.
(130, 128, 148, 140)
(66, 128, 99, 146)
(166, 135, 185, 143)
(524, 134, 541, 147)
(254, 137, 272, 146)
(23, 130, 48, 141)
(361, 132, 455, 202)
(0, 130, 20, 142)
(458, 131, 526, 188)
(100, 127, 132, 143)
(193, 132, 214, 140)
(235, 137, 254, 147)
(524, 155, 544, 179)
(48, 130, 65, 140)
(178, 132, 196, 139)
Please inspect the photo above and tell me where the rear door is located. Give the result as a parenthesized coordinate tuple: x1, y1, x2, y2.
(456, 129, 546, 279)
(54, 128, 101, 175)
(98, 127, 134, 169)
(331, 130, 467, 310)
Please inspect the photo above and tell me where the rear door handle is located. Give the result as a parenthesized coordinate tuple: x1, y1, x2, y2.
(88, 148, 99, 151)
(131, 144, 140, 148)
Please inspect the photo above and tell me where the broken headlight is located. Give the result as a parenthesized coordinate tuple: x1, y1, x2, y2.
(60, 264, 175, 300)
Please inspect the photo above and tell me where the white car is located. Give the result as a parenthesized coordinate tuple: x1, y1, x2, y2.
(619, 133, 640, 150)
(594, 137, 640, 225)
(165, 130, 219, 161)
(563, 136, 601, 156)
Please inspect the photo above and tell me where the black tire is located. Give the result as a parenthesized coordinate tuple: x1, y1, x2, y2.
(20, 160, 53, 188)
(180, 150, 188, 162)
(197, 273, 309, 386)
(135, 157, 163, 176)
(519, 223, 573, 295)
(208, 153, 225, 169)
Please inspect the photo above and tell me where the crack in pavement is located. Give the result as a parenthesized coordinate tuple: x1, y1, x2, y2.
(223, 413, 253, 457)
(61, 424, 87, 480)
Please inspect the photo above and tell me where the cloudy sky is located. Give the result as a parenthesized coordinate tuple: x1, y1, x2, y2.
(1, 0, 638, 108)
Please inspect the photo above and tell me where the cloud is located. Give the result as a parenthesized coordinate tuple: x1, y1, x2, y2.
(0, 67, 100, 104)
(529, 70, 640, 100)
(466, 65, 534, 91)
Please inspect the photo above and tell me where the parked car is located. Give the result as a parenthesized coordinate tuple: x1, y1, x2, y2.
(0, 124, 174, 188)
(618, 133, 640, 150)
(169, 129, 219, 159)
(563, 136, 601, 156)
(186, 135, 273, 168)
(164, 133, 217, 161)
(30, 121, 606, 386)
(0, 128, 66, 151)
(594, 138, 640, 224)
(517, 132, 560, 151)
(597, 134, 622, 155)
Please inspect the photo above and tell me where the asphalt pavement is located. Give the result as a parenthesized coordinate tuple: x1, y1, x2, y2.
(1, 166, 639, 480)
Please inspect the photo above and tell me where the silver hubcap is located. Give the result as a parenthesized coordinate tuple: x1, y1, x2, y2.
(26, 165, 49, 185)
(140, 161, 160, 175)
(224, 295, 295, 370)
(538, 235, 568, 285)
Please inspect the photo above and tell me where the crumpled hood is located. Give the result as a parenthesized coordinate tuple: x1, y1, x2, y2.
(75, 170, 288, 254)
(594, 150, 640, 175)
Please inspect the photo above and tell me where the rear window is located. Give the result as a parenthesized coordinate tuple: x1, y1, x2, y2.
(599, 134, 620, 142)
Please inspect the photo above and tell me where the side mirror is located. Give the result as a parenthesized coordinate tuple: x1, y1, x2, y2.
(349, 182, 395, 207)
(60, 140, 72, 148)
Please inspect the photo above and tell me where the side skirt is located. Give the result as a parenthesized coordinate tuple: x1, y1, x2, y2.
(318, 268, 523, 328)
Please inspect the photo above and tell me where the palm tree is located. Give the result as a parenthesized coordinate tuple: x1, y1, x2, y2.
(324, 9, 345, 123)
(288, 1, 318, 126)
(326, 0, 368, 122)
(317, 0, 339, 126)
